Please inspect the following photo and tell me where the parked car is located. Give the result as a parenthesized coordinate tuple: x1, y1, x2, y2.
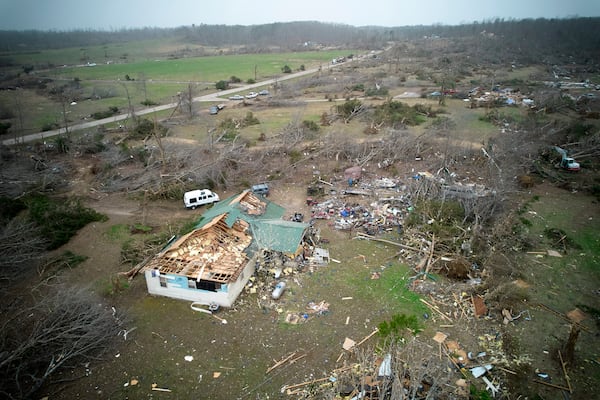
(183, 189, 220, 209)
(229, 94, 244, 100)
(251, 183, 269, 196)
(245, 92, 258, 99)
(209, 106, 219, 115)
(258, 89, 270, 96)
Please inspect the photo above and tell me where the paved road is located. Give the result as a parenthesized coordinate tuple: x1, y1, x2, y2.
(2, 59, 350, 146)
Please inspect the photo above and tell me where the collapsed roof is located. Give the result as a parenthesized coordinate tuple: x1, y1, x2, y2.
(143, 213, 252, 284)
(143, 190, 308, 285)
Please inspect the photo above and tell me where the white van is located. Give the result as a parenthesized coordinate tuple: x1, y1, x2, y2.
(183, 189, 220, 209)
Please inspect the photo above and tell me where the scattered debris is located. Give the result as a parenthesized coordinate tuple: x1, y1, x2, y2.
(546, 249, 563, 257)
(342, 337, 356, 351)
(151, 383, 171, 392)
(272, 281, 286, 299)
(470, 364, 493, 378)
(432, 331, 448, 358)
(472, 294, 488, 318)
(267, 351, 306, 374)
(190, 302, 228, 324)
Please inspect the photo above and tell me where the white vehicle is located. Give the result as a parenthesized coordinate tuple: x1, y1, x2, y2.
(245, 92, 258, 99)
(183, 189, 220, 209)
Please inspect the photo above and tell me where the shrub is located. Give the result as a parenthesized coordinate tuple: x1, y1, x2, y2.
(302, 120, 320, 132)
(373, 100, 427, 127)
(336, 99, 363, 121)
(0, 196, 26, 222)
(243, 112, 260, 126)
(215, 80, 229, 90)
(365, 86, 388, 96)
(26, 195, 107, 250)
(282, 65, 292, 74)
(378, 314, 422, 341)
(0, 121, 11, 135)
(351, 83, 365, 91)
(91, 106, 119, 120)
(288, 149, 302, 164)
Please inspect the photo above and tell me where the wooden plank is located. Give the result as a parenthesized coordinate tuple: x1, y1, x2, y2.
(356, 328, 379, 347)
(472, 294, 488, 318)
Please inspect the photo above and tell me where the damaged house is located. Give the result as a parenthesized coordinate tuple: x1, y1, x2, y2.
(142, 190, 309, 307)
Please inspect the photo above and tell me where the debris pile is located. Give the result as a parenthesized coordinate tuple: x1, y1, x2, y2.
(245, 245, 332, 313)
(467, 86, 535, 108)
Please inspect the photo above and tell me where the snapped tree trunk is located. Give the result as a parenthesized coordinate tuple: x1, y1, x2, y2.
(562, 324, 580, 366)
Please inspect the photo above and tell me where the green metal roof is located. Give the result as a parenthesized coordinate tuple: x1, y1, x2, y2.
(196, 191, 286, 229)
(193, 192, 306, 253)
(250, 219, 308, 254)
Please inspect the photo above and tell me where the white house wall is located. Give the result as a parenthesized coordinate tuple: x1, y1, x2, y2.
(144, 258, 256, 307)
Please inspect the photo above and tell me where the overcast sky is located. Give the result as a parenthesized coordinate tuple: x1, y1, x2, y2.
(1, 0, 598, 31)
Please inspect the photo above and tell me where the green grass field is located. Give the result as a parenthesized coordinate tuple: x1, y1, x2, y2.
(46, 50, 353, 83)
(1, 46, 358, 135)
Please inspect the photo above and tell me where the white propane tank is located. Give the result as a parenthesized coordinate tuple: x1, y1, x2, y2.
(272, 281, 286, 299)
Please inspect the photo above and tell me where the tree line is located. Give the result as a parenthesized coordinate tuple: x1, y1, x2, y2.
(0, 17, 598, 61)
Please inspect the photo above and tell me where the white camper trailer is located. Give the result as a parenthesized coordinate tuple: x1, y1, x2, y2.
(183, 189, 220, 209)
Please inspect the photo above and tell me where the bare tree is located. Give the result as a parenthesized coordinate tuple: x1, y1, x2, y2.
(137, 72, 148, 103)
(121, 82, 137, 127)
(183, 83, 195, 118)
(0, 287, 125, 399)
(0, 219, 47, 285)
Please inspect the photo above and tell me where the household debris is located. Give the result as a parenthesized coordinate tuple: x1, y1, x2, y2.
(266, 351, 307, 374)
(283, 300, 330, 325)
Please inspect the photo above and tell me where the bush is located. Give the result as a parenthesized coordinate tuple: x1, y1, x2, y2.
(91, 106, 119, 120)
(130, 118, 167, 140)
(365, 86, 388, 96)
(373, 100, 427, 127)
(281, 65, 292, 73)
(243, 112, 260, 126)
(0, 196, 26, 222)
(302, 120, 320, 132)
(216, 80, 229, 90)
(378, 314, 422, 341)
(229, 76, 242, 83)
(41, 122, 59, 132)
(351, 83, 365, 91)
(336, 99, 363, 120)
(26, 195, 107, 250)
(0, 121, 11, 135)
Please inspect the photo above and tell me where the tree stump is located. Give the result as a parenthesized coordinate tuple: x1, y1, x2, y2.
(562, 324, 580, 366)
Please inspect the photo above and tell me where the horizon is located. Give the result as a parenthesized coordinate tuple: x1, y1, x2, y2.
(1, 0, 599, 32)
(1, 16, 599, 33)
